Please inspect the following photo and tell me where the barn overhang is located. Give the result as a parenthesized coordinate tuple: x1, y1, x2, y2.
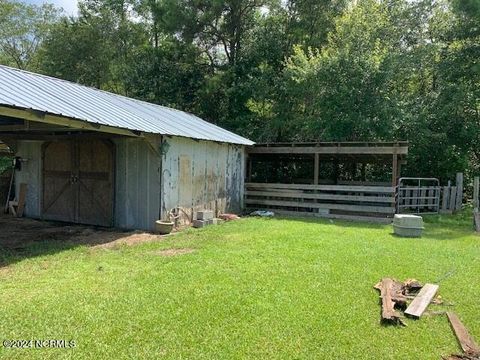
(0, 105, 142, 140)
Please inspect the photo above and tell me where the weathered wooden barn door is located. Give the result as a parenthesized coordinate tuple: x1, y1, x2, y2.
(43, 141, 76, 222)
(76, 140, 114, 226)
(43, 139, 114, 226)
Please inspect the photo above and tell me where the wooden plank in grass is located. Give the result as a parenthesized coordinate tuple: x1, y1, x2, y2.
(405, 283, 439, 318)
(374, 278, 405, 325)
(447, 312, 480, 356)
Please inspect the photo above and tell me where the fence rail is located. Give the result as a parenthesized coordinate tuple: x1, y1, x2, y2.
(245, 183, 395, 223)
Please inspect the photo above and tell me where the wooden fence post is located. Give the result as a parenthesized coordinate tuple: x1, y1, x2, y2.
(314, 153, 319, 185)
(449, 186, 457, 213)
(473, 176, 480, 232)
(473, 176, 479, 210)
(441, 186, 449, 213)
(455, 172, 463, 211)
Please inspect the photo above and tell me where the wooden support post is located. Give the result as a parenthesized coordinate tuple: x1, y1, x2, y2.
(16, 183, 27, 217)
(392, 153, 398, 187)
(455, 172, 463, 211)
(247, 156, 252, 182)
(334, 160, 339, 185)
(314, 153, 319, 185)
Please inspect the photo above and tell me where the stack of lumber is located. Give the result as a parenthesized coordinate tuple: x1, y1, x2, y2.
(374, 278, 480, 359)
(374, 278, 437, 325)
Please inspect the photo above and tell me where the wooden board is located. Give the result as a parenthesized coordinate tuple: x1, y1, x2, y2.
(313, 153, 319, 185)
(404, 284, 439, 318)
(449, 186, 458, 211)
(246, 182, 394, 193)
(456, 173, 464, 211)
(245, 198, 395, 214)
(374, 278, 405, 325)
(248, 146, 408, 155)
(447, 312, 480, 356)
(16, 183, 27, 217)
(246, 190, 395, 203)
(442, 186, 450, 212)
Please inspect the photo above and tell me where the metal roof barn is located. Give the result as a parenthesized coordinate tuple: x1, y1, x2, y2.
(0, 66, 251, 231)
(0, 65, 253, 146)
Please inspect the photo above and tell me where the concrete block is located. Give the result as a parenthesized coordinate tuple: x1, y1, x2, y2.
(212, 218, 223, 225)
(193, 220, 207, 228)
(197, 210, 214, 220)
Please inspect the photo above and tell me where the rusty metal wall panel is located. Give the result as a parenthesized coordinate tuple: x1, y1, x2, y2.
(162, 136, 245, 223)
(14, 140, 43, 218)
(114, 137, 161, 230)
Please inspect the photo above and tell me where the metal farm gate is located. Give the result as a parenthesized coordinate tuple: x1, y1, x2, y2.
(396, 178, 441, 214)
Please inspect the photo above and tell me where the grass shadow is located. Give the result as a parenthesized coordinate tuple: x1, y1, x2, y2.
(0, 215, 159, 269)
(258, 215, 389, 230)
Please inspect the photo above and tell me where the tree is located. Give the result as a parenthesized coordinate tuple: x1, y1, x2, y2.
(0, 0, 60, 70)
(38, 0, 147, 93)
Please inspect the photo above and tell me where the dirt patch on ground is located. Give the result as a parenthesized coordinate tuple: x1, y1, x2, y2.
(91, 232, 164, 249)
(152, 248, 196, 257)
(0, 214, 168, 251)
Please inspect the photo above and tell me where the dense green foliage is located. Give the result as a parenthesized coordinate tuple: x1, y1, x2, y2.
(0, 215, 479, 359)
(0, 156, 11, 174)
(0, 0, 478, 181)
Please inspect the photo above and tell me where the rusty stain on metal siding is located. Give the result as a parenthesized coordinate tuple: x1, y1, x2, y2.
(161, 137, 245, 223)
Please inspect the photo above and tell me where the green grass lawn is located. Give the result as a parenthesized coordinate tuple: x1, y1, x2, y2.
(0, 212, 479, 359)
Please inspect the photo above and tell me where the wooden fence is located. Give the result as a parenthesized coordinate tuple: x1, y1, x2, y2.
(396, 186, 461, 214)
(245, 182, 395, 223)
(396, 174, 463, 215)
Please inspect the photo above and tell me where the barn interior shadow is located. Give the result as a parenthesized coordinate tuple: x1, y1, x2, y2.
(0, 215, 160, 269)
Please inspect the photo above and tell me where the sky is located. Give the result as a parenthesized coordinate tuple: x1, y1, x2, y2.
(24, 0, 79, 15)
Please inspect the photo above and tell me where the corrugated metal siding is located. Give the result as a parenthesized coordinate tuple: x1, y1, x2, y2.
(11, 136, 245, 230)
(14, 141, 42, 218)
(162, 137, 245, 222)
(0, 65, 254, 146)
(114, 137, 161, 230)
